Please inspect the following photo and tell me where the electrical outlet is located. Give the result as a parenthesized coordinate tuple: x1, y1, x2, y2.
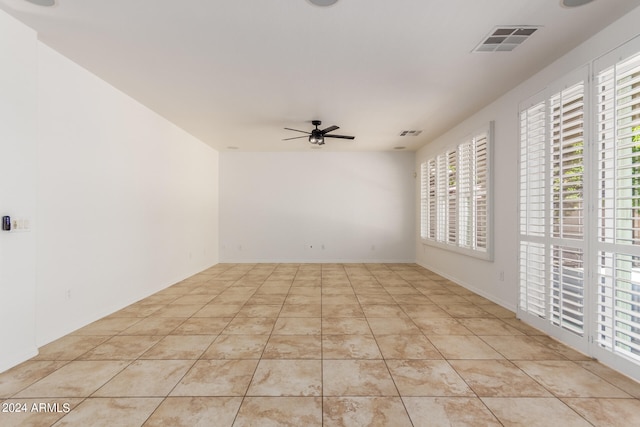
(499, 270, 505, 281)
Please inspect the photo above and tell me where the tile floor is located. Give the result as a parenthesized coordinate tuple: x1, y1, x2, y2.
(1, 263, 640, 426)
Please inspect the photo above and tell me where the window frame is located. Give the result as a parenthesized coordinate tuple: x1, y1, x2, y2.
(420, 122, 494, 261)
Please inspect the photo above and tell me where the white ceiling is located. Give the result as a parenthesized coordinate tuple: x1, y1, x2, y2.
(2, 0, 640, 151)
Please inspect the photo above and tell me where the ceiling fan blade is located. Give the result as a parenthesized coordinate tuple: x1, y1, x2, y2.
(324, 134, 355, 140)
(321, 125, 339, 134)
(282, 135, 309, 141)
(284, 128, 311, 135)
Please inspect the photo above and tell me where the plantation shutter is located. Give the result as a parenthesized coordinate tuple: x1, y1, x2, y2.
(420, 162, 428, 239)
(519, 100, 548, 317)
(518, 79, 586, 337)
(428, 159, 437, 240)
(419, 123, 492, 260)
(550, 82, 585, 336)
(458, 141, 473, 249)
(474, 132, 489, 251)
(595, 51, 640, 363)
(447, 150, 457, 244)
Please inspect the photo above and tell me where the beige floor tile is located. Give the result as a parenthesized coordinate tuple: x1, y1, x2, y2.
(279, 304, 322, 317)
(401, 304, 451, 318)
(323, 360, 397, 396)
(233, 397, 322, 427)
(428, 336, 504, 359)
(79, 336, 161, 360)
(515, 360, 630, 398)
(356, 295, 397, 305)
(458, 318, 525, 336)
(149, 290, 186, 300)
(321, 305, 365, 318)
(192, 304, 243, 317)
(246, 294, 287, 305)
(220, 317, 276, 335)
(449, 360, 551, 397)
(367, 318, 422, 336)
(321, 287, 354, 296)
(263, 335, 322, 359)
(531, 336, 591, 361)
(323, 396, 413, 427)
(140, 335, 216, 359)
(201, 334, 268, 359)
(439, 304, 492, 318)
(563, 397, 640, 427)
(53, 397, 162, 427)
(0, 361, 68, 398)
(170, 317, 231, 335)
(143, 396, 241, 427)
(120, 317, 186, 336)
(361, 304, 408, 318)
(150, 304, 204, 318)
(285, 295, 322, 305)
(72, 317, 142, 336)
(322, 335, 382, 359)
(501, 318, 546, 335)
(247, 360, 322, 396)
(171, 360, 258, 396)
(391, 295, 432, 305)
(375, 335, 442, 360)
(386, 360, 473, 397)
(481, 397, 592, 427)
(481, 304, 516, 318)
(32, 336, 109, 361)
(322, 318, 371, 334)
(94, 360, 193, 396)
(413, 318, 473, 335)
(170, 294, 216, 305)
(15, 361, 129, 398)
(272, 317, 321, 335)
(429, 295, 471, 305)
(236, 304, 282, 318)
(576, 360, 640, 398)
(403, 397, 502, 427)
(480, 335, 566, 360)
(323, 295, 359, 305)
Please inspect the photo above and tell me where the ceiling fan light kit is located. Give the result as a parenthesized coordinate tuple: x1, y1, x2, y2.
(23, 0, 55, 6)
(561, 0, 595, 7)
(283, 120, 355, 146)
(307, 0, 339, 7)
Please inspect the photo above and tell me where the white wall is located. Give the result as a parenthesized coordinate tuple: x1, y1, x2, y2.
(35, 44, 220, 346)
(0, 8, 220, 372)
(220, 151, 415, 263)
(415, 6, 640, 311)
(0, 11, 38, 372)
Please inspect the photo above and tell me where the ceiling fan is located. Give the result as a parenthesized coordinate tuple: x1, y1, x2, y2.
(283, 120, 355, 145)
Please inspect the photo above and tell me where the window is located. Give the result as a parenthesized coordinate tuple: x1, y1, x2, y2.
(519, 38, 640, 379)
(420, 124, 492, 260)
(519, 79, 586, 338)
(595, 50, 640, 364)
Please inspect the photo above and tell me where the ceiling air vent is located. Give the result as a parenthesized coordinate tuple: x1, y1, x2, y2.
(473, 26, 540, 53)
(399, 130, 422, 137)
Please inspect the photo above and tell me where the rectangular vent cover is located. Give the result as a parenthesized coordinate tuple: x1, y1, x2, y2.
(473, 26, 540, 52)
(400, 130, 423, 137)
